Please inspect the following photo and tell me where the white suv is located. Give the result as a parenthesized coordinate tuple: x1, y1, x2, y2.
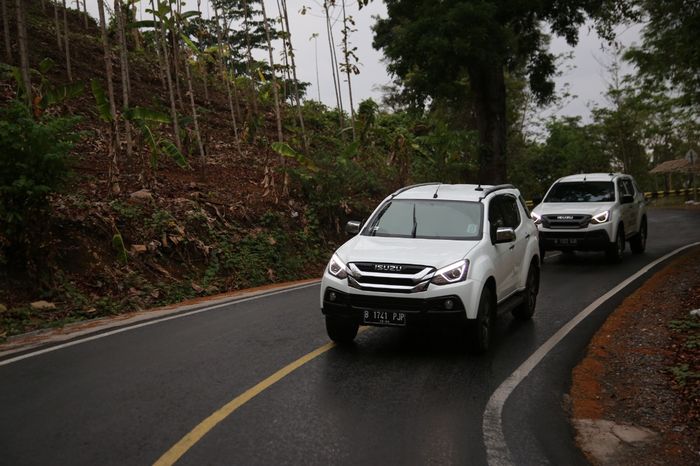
(531, 173, 647, 261)
(320, 183, 540, 352)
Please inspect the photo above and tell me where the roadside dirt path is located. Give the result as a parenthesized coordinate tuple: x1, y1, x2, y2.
(570, 246, 700, 465)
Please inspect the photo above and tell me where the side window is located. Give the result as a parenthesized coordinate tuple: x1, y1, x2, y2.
(623, 179, 635, 196)
(488, 197, 505, 228)
(502, 196, 521, 228)
(490, 195, 520, 229)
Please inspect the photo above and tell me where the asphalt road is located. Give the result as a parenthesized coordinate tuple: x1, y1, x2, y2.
(1, 208, 699, 466)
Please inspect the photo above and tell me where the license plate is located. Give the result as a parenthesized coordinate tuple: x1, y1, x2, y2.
(555, 238, 578, 245)
(363, 310, 406, 326)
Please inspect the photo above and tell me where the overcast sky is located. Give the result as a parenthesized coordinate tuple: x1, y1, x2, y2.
(84, 1, 643, 123)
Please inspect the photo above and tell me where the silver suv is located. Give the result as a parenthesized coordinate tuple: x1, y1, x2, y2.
(531, 173, 647, 261)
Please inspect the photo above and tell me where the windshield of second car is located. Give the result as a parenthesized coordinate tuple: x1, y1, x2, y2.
(544, 181, 615, 203)
(362, 200, 482, 240)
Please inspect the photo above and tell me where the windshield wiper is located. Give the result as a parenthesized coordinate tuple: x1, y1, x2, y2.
(411, 203, 417, 238)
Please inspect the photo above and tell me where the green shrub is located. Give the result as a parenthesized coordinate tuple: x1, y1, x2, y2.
(0, 101, 79, 264)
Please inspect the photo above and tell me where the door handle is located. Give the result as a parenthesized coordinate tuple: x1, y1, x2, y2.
(509, 244, 515, 250)
(525, 233, 531, 239)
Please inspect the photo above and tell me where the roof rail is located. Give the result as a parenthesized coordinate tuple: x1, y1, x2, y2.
(479, 184, 515, 200)
(390, 182, 441, 198)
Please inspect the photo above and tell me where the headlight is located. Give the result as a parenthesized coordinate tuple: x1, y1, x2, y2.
(431, 260, 468, 285)
(327, 254, 348, 279)
(590, 211, 609, 224)
(530, 212, 542, 225)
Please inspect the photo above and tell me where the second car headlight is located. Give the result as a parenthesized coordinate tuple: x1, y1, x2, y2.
(431, 260, 469, 285)
(327, 254, 348, 279)
(530, 212, 542, 225)
(590, 211, 610, 224)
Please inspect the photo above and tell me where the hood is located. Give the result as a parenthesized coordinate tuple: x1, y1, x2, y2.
(532, 202, 614, 217)
(335, 235, 478, 269)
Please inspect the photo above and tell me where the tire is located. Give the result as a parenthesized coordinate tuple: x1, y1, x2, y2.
(469, 286, 495, 354)
(512, 262, 539, 320)
(606, 226, 625, 262)
(325, 315, 359, 344)
(630, 217, 647, 253)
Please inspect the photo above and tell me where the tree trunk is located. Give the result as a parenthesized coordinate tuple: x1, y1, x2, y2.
(213, 5, 240, 150)
(242, 0, 259, 120)
(150, 0, 166, 90)
(53, 0, 62, 51)
(183, 52, 205, 163)
(260, 0, 283, 145)
(2, 0, 11, 63)
(280, 0, 308, 151)
(341, 0, 356, 140)
(470, 64, 507, 184)
(323, 2, 343, 128)
(62, 0, 72, 81)
(15, 0, 30, 108)
(114, 0, 133, 159)
(97, 0, 121, 194)
(168, 0, 184, 112)
(83, 0, 88, 29)
(158, 3, 182, 152)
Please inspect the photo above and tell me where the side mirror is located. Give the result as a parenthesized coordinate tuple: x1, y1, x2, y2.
(494, 227, 516, 244)
(345, 220, 361, 235)
(621, 194, 634, 204)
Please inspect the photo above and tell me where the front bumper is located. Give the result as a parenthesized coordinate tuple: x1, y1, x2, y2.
(539, 229, 612, 251)
(321, 287, 467, 327)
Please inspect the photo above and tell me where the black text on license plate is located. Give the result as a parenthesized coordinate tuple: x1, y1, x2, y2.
(363, 310, 406, 326)
(556, 238, 577, 245)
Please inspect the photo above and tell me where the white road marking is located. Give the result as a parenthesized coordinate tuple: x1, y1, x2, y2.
(482, 242, 700, 466)
(0, 282, 320, 367)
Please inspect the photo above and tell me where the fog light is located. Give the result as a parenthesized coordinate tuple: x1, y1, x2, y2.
(329, 292, 337, 302)
(444, 299, 454, 310)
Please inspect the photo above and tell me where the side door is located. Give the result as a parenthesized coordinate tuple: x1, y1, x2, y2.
(488, 195, 518, 300)
(501, 194, 528, 294)
(618, 178, 636, 237)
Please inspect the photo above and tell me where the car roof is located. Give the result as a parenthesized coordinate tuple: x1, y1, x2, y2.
(556, 173, 628, 183)
(392, 184, 520, 202)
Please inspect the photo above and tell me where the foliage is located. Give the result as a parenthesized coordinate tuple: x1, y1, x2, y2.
(0, 101, 79, 264)
(625, 0, 700, 108)
(372, 0, 634, 183)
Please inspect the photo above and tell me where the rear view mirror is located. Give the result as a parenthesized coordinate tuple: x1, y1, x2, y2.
(345, 220, 361, 235)
(494, 227, 516, 244)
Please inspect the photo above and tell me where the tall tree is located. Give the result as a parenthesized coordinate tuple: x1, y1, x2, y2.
(114, 0, 133, 159)
(15, 0, 30, 107)
(53, 0, 62, 51)
(62, 0, 72, 81)
(259, 0, 282, 144)
(97, 0, 121, 193)
(323, 1, 344, 127)
(2, 0, 10, 63)
(340, 0, 357, 140)
(625, 0, 700, 108)
(155, 0, 182, 152)
(372, 0, 632, 183)
(279, 0, 307, 150)
(213, 4, 241, 145)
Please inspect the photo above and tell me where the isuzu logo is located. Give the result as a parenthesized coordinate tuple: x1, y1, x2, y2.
(374, 264, 403, 272)
(557, 215, 575, 220)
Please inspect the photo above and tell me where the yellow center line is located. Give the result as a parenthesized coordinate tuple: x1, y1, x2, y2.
(154, 328, 368, 466)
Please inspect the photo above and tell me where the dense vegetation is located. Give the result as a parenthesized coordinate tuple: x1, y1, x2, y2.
(0, 0, 697, 339)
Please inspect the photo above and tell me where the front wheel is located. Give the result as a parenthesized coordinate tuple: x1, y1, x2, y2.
(630, 218, 647, 253)
(325, 316, 359, 344)
(512, 262, 539, 320)
(469, 286, 495, 353)
(606, 226, 625, 262)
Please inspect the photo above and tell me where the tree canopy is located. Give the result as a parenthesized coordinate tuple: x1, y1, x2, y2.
(372, 0, 632, 183)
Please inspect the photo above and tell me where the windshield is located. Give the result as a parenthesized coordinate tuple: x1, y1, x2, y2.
(362, 200, 483, 240)
(544, 181, 615, 203)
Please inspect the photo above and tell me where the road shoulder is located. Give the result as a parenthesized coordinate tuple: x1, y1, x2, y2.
(570, 246, 700, 465)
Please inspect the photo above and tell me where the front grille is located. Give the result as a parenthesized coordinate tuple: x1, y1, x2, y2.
(347, 262, 435, 293)
(542, 214, 592, 229)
